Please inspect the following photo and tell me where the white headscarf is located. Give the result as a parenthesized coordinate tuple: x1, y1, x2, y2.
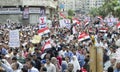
(70, 56, 80, 72)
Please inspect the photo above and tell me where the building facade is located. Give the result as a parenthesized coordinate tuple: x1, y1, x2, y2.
(59, 0, 82, 11)
(84, 0, 104, 12)
(74, 0, 105, 14)
(0, 0, 57, 24)
(75, 0, 82, 11)
(59, 0, 104, 14)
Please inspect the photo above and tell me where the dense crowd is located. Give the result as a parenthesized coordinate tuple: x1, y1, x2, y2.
(0, 15, 120, 72)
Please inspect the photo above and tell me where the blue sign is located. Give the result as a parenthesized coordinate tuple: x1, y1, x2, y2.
(60, 3, 65, 9)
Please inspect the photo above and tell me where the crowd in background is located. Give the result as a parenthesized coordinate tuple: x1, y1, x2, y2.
(0, 15, 120, 72)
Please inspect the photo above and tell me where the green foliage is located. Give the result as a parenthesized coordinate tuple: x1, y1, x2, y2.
(68, 9, 74, 16)
(89, 0, 120, 18)
(89, 7, 99, 17)
(67, 16, 72, 23)
(114, 6, 120, 18)
(67, 16, 72, 19)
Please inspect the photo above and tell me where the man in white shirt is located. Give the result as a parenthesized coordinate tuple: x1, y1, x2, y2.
(59, 46, 66, 58)
(44, 58, 56, 72)
(26, 61, 39, 72)
(104, 58, 116, 71)
(95, 39, 103, 48)
(11, 63, 21, 72)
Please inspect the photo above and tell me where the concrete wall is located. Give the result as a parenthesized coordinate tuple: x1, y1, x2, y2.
(0, 0, 21, 6)
(0, 14, 22, 24)
(22, 0, 57, 8)
(0, 0, 57, 8)
(22, 0, 47, 6)
(29, 14, 40, 24)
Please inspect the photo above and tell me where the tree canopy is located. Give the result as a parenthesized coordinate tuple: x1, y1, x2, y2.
(68, 9, 74, 16)
(89, 0, 120, 18)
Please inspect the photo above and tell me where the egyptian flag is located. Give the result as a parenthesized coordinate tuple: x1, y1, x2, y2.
(99, 27, 108, 33)
(98, 16, 103, 20)
(41, 40, 52, 52)
(72, 26, 77, 34)
(84, 21, 89, 27)
(81, 67, 87, 72)
(72, 18, 80, 24)
(60, 12, 66, 19)
(78, 32, 91, 42)
(89, 27, 94, 33)
(116, 22, 120, 29)
(70, 24, 77, 34)
(38, 27, 50, 36)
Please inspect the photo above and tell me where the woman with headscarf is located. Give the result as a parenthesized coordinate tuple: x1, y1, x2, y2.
(70, 56, 80, 72)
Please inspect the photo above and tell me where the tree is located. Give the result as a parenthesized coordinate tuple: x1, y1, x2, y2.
(89, 7, 99, 17)
(99, 0, 119, 16)
(89, 0, 120, 18)
(68, 9, 74, 16)
(114, 6, 120, 18)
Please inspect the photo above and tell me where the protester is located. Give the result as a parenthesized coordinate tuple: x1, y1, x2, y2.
(44, 58, 56, 72)
(26, 60, 39, 72)
(70, 56, 80, 72)
(11, 62, 21, 72)
(114, 62, 120, 72)
(0, 14, 120, 72)
(67, 63, 74, 72)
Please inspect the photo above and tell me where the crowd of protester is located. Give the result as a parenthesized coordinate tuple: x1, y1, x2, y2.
(0, 15, 120, 72)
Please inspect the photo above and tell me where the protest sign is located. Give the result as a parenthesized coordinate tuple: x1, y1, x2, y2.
(9, 30, 20, 47)
(59, 19, 71, 28)
(39, 16, 47, 29)
(39, 16, 46, 24)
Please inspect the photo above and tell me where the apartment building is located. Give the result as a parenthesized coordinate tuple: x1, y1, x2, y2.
(0, 0, 57, 24)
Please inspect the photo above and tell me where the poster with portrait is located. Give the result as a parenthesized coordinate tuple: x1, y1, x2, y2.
(40, 7, 46, 16)
(23, 7, 29, 19)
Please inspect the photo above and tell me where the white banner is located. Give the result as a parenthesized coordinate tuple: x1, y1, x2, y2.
(29, 8, 40, 13)
(39, 16, 47, 24)
(39, 16, 47, 29)
(0, 8, 22, 14)
(39, 24, 47, 29)
(9, 30, 20, 47)
(59, 19, 71, 28)
(59, 19, 65, 28)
